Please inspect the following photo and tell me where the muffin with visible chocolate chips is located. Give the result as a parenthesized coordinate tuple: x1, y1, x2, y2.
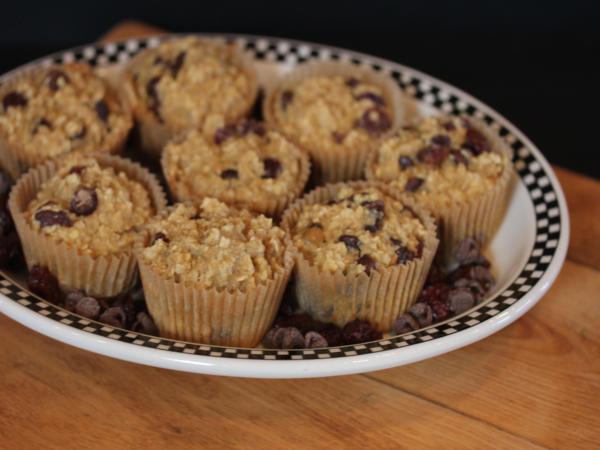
(123, 37, 258, 156)
(366, 116, 514, 261)
(8, 153, 167, 297)
(264, 61, 404, 183)
(281, 182, 438, 331)
(134, 200, 294, 347)
(0, 63, 132, 179)
(162, 120, 309, 217)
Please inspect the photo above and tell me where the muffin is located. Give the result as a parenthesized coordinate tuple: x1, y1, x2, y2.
(162, 119, 310, 217)
(123, 37, 258, 156)
(281, 182, 438, 331)
(365, 116, 514, 262)
(263, 61, 403, 183)
(135, 200, 294, 347)
(8, 153, 167, 298)
(0, 63, 132, 179)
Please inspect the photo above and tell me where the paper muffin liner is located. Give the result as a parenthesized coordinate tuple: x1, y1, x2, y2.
(122, 38, 259, 158)
(161, 124, 311, 218)
(365, 117, 515, 263)
(263, 61, 405, 184)
(133, 209, 295, 347)
(280, 180, 438, 331)
(8, 153, 167, 298)
(0, 63, 133, 180)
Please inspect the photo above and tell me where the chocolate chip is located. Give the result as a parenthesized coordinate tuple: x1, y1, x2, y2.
(132, 312, 159, 335)
(151, 232, 170, 245)
(355, 92, 385, 106)
(356, 107, 391, 135)
(280, 90, 294, 110)
(454, 238, 484, 266)
(239, 119, 266, 137)
(345, 77, 360, 87)
(35, 210, 72, 228)
(70, 125, 87, 140)
(309, 222, 323, 229)
(170, 51, 186, 78)
(392, 313, 420, 334)
(75, 296, 101, 319)
(46, 70, 69, 91)
(399, 155, 414, 170)
(280, 327, 305, 349)
(361, 200, 385, 232)
(443, 121, 456, 131)
(32, 118, 52, 134)
(408, 302, 433, 327)
(448, 288, 475, 315)
(27, 265, 60, 303)
(341, 319, 382, 345)
(464, 127, 490, 155)
(63, 289, 85, 312)
(262, 158, 282, 179)
(469, 265, 494, 290)
(220, 168, 239, 179)
(451, 149, 469, 166)
(332, 131, 345, 143)
(453, 278, 486, 303)
(3, 91, 27, 110)
(70, 186, 98, 216)
(94, 100, 109, 122)
(405, 177, 424, 192)
(68, 165, 86, 175)
(357, 254, 377, 275)
(153, 56, 164, 65)
(338, 234, 360, 250)
(396, 246, 416, 264)
(417, 146, 449, 166)
(431, 134, 451, 147)
(304, 331, 328, 348)
(214, 124, 237, 145)
(99, 307, 127, 328)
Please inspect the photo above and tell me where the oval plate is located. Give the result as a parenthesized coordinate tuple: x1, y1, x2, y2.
(0, 34, 569, 378)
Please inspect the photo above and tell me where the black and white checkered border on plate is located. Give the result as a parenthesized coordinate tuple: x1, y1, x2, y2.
(0, 34, 561, 360)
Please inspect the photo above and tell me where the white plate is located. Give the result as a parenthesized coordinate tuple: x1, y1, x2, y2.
(0, 34, 569, 378)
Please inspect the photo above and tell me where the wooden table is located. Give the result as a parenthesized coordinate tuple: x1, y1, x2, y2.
(1, 22, 599, 449)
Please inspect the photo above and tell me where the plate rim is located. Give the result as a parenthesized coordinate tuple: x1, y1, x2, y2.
(0, 33, 570, 378)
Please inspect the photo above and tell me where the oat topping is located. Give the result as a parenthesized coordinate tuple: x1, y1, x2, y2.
(0, 63, 130, 161)
(162, 121, 304, 211)
(140, 200, 287, 290)
(272, 75, 392, 155)
(25, 155, 154, 256)
(130, 37, 253, 133)
(370, 116, 507, 209)
(292, 187, 427, 276)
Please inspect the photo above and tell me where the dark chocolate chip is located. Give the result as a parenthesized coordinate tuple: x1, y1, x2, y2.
(3, 91, 27, 110)
(70, 125, 87, 140)
(448, 288, 475, 315)
(70, 186, 98, 216)
(32, 118, 52, 134)
(464, 127, 490, 155)
(94, 100, 109, 122)
(304, 331, 328, 349)
(357, 254, 377, 275)
(408, 302, 433, 327)
(356, 107, 391, 135)
(64, 290, 85, 312)
(220, 168, 239, 179)
(341, 319, 382, 345)
(395, 246, 416, 264)
(170, 51, 186, 78)
(151, 232, 170, 245)
(214, 124, 237, 144)
(262, 158, 282, 179)
(280, 327, 305, 349)
(469, 265, 494, 290)
(34, 209, 73, 228)
(361, 200, 385, 232)
(338, 234, 360, 250)
(398, 155, 414, 170)
(345, 77, 360, 88)
(392, 313, 420, 334)
(405, 177, 424, 192)
(308, 222, 323, 229)
(354, 92, 385, 106)
(46, 70, 69, 91)
(239, 119, 266, 137)
(75, 296, 101, 319)
(451, 149, 469, 166)
(417, 146, 449, 166)
(99, 307, 127, 328)
(280, 90, 294, 110)
(431, 134, 451, 147)
(454, 238, 484, 266)
(132, 312, 159, 335)
(68, 165, 87, 175)
(27, 265, 60, 303)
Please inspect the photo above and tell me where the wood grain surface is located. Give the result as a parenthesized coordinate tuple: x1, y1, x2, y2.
(0, 21, 598, 450)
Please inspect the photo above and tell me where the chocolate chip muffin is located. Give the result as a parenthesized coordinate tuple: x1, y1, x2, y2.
(281, 182, 438, 331)
(161, 120, 309, 217)
(264, 61, 404, 183)
(0, 63, 132, 179)
(366, 116, 514, 261)
(9, 153, 167, 298)
(135, 200, 294, 347)
(124, 37, 258, 156)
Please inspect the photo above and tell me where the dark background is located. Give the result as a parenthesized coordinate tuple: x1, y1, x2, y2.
(1, 0, 598, 179)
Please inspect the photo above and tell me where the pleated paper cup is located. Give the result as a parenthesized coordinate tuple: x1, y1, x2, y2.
(8, 153, 167, 298)
(122, 38, 259, 158)
(161, 125, 311, 218)
(280, 181, 438, 331)
(0, 63, 132, 180)
(366, 117, 515, 263)
(263, 61, 405, 184)
(134, 212, 295, 347)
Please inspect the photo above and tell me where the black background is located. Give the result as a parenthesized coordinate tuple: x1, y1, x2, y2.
(1, 0, 598, 179)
